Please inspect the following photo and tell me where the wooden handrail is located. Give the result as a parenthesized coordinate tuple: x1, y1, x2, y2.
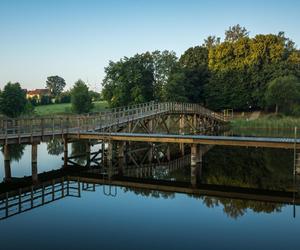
(0, 102, 226, 137)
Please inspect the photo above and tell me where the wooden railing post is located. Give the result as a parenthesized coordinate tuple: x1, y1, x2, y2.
(41, 118, 44, 138)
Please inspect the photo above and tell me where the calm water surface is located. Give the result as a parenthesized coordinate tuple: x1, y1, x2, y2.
(0, 140, 299, 250)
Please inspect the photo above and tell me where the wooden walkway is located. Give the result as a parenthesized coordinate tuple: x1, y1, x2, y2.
(69, 132, 300, 149)
(0, 101, 298, 150)
(1, 174, 299, 220)
(0, 102, 225, 145)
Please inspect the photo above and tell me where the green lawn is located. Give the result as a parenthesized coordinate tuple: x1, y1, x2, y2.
(230, 115, 300, 130)
(229, 114, 300, 138)
(34, 101, 109, 116)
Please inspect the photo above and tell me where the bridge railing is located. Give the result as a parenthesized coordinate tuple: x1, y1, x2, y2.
(0, 102, 225, 138)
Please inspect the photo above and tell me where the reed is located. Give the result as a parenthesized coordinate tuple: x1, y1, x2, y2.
(230, 115, 300, 130)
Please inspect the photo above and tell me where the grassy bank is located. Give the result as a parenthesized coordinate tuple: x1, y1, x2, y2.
(34, 101, 109, 116)
(230, 115, 300, 130)
(229, 115, 300, 138)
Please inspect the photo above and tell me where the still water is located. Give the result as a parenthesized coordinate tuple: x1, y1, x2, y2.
(0, 140, 299, 250)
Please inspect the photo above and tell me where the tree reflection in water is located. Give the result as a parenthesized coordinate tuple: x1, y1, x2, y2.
(47, 139, 64, 155)
(120, 146, 293, 219)
(1, 144, 25, 162)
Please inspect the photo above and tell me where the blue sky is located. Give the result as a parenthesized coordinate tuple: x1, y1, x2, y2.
(0, 0, 299, 91)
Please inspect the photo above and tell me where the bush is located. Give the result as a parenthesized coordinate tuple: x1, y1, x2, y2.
(265, 75, 300, 115)
(40, 95, 51, 105)
(0, 82, 27, 117)
(71, 80, 93, 114)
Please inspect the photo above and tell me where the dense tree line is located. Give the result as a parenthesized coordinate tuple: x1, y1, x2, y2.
(102, 25, 300, 114)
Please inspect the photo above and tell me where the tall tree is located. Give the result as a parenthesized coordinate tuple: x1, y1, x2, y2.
(225, 24, 249, 42)
(152, 50, 178, 101)
(71, 79, 93, 114)
(164, 65, 209, 103)
(203, 35, 221, 49)
(206, 30, 300, 110)
(0, 82, 27, 117)
(265, 75, 300, 114)
(179, 46, 208, 69)
(46, 76, 66, 97)
(102, 52, 155, 107)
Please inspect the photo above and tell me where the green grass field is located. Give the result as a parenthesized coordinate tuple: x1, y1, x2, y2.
(228, 114, 300, 138)
(34, 101, 109, 116)
(230, 115, 300, 130)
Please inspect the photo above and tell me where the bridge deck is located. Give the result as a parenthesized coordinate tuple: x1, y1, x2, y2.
(70, 175, 300, 205)
(68, 132, 300, 149)
(0, 102, 226, 144)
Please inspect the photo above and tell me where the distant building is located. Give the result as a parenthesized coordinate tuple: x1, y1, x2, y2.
(26, 89, 51, 101)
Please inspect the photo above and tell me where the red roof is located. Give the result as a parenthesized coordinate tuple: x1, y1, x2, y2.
(27, 89, 50, 95)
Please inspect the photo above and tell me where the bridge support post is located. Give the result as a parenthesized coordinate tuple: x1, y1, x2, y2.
(86, 142, 91, 167)
(166, 145, 171, 161)
(191, 144, 202, 187)
(63, 135, 68, 168)
(107, 140, 113, 168)
(193, 114, 197, 134)
(148, 119, 153, 162)
(31, 143, 38, 183)
(179, 115, 185, 155)
(118, 142, 125, 175)
(101, 140, 106, 166)
(4, 145, 11, 182)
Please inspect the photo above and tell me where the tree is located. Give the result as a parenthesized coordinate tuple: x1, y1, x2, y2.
(0, 82, 27, 117)
(151, 50, 178, 101)
(0, 144, 25, 162)
(102, 52, 155, 107)
(89, 90, 101, 101)
(225, 24, 249, 42)
(164, 65, 209, 103)
(55, 91, 71, 104)
(164, 69, 188, 102)
(28, 96, 38, 106)
(206, 30, 300, 110)
(40, 95, 51, 105)
(46, 76, 66, 97)
(203, 35, 221, 49)
(179, 46, 208, 69)
(71, 79, 93, 114)
(47, 139, 64, 155)
(265, 75, 300, 114)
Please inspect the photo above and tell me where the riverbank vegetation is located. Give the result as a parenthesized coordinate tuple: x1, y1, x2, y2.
(102, 25, 300, 114)
(34, 101, 108, 116)
(229, 114, 300, 137)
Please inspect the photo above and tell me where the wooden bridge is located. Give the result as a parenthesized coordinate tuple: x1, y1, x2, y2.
(0, 102, 225, 145)
(1, 101, 300, 186)
(1, 172, 299, 220)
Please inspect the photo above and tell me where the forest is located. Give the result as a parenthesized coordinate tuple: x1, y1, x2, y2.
(102, 25, 300, 114)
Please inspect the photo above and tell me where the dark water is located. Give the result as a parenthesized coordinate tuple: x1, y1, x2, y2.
(0, 140, 299, 250)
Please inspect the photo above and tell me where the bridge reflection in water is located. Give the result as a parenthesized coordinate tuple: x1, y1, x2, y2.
(0, 144, 299, 221)
(0, 101, 300, 222)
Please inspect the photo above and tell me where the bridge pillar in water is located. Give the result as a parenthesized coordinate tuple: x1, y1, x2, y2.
(166, 145, 171, 161)
(101, 140, 106, 166)
(3, 145, 11, 182)
(31, 143, 38, 183)
(179, 115, 185, 155)
(107, 140, 113, 168)
(191, 144, 202, 186)
(86, 142, 91, 167)
(63, 136, 68, 168)
(118, 141, 125, 175)
(148, 119, 153, 162)
(193, 114, 197, 134)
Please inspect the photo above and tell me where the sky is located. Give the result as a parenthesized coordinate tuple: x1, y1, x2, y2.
(0, 0, 300, 91)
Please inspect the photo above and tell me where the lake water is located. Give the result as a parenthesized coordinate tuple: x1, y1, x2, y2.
(0, 140, 299, 250)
